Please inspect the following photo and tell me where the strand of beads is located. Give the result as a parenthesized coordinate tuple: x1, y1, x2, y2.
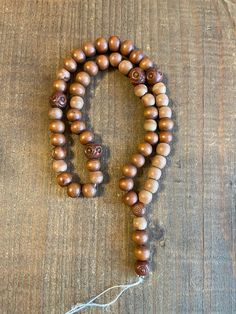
(48, 36, 173, 278)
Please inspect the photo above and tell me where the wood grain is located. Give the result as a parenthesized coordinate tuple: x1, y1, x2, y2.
(0, 0, 235, 313)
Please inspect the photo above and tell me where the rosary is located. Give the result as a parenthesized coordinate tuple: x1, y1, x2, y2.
(48, 36, 173, 313)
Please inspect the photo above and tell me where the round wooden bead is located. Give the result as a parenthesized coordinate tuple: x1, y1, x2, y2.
(148, 166, 162, 180)
(129, 50, 144, 64)
(50, 134, 66, 146)
(71, 121, 86, 134)
(118, 60, 133, 75)
(64, 58, 77, 72)
(156, 143, 171, 156)
(72, 48, 86, 63)
(144, 107, 158, 119)
(156, 94, 169, 107)
(52, 147, 67, 160)
(70, 83, 85, 97)
(141, 93, 155, 107)
(133, 217, 147, 230)
(134, 246, 150, 261)
(158, 118, 174, 131)
(134, 260, 150, 276)
(131, 202, 146, 217)
(82, 184, 96, 197)
(56, 68, 70, 81)
(128, 67, 146, 85)
(146, 68, 163, 85)
(50, 92, 67, 109)
(119, 178, 134, 191)
(144, 178, 159, 193)
(70, 96, 84, 110)
(132, 230, 148, 245)
(138, 142, 152, 156)
(96, 55, 109, 70)
(57, 172, 72, 186)
(109, 52, 122, 67)
(153, 82, 166, 95)
(53, 160, 67, 173)
(66, 109, 82, 122)
(159, 106, 172, 118)
(95, 37, 108, 53)
(123, 191, 138, 206)
(144, 131, 158, 145)
(67, 182, 81, 198)
(139, 57, 153, 70)
(84, 144, 102, 159)
(122, 164, 137, 177)
(108, 35, 121, 51)
(53, 79, 67, 92)
(120, 39, 134, 56)
(131, 154, 145, 168)
(143, 119, 157, 132)
(134, 84, 148, 97)
(48, 108, 63, 120)
(82, 42, 96, 57)
(159, 131, 173, 143)
(152, 155, 167, 169)
(79, 130, 94, 145)
(49, 120, 65, 133)
(84, 61, 99, 76)
(75, 71, 91, 87)
(86, 159, 101, 171)
(89, 171, 103, 184)
(139, 190, 152, 204)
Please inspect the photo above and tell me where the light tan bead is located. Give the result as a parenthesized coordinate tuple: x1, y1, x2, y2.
(143, 119, 157, 132)
(152, 155, 167, 169)
(109, 52, 122, 67)
(133, 217, 147, 230)
(144, 107, 158, 119)
(138, 190, 152, 204)
(122, 164, 137, 178)
(70, 96, 84, 110)
(89, 171, 103, 184)
(159, 106, 172, 118)
(144, 179, 159, 193)
(148, 166, 162, 180)
(118, 60, 133, 75)
(53, 79, 67, 92)
(48, 108, 63, 120)
(86, 159, 101, 171)
(152, 82, 166, 95)
(131, 154, 145, 168)
(56, 68, 70, 81)
(96, 55, 109, 70)
(49, 120, 65, 133)
(70, 83, 85, 97)
(72, 49, 86, 63)
(82, 42, 96, 57)
(156, 143, 171, 156)
(138, 142, 153, 156)
(108, 36, 121, 51)
(156, 94, 169, 107)
(75, 72, 91, 87)
(52, 160, 67, 172)
(95, 37, 108, 53)
(82, 183, 96, 197)
(139, 57, 153, 70)
(84, 61, 99, 76)
(134, 84, 148, 97)
(142, 93, 155, 107)
(120, 39, 134, 56)
(64, 58, 77, 72)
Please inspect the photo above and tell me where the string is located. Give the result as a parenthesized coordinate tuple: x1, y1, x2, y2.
(65, 276, 144, 314)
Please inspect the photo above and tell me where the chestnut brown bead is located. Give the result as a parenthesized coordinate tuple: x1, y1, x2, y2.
(144, 131, 158, 145)
(56, 68, 70, 82)
(67, 182, 81, 198)
(139, 57, 153, 70)
(108, 36, 121, 51)
(71, 121, 86, 134)
(48, 108, 63, 120)
(84, 144, 102, 159)
(120, 39, 134, 56)
(79, 130, 94, 145)
(70, 83, 85, 97)
(82, 42, 96, 57)
(75, 71, 91, 87)
(49, 120, 65, 133)
(89, 171, 103, 184)
(146, 67, 163, 85)
(86, 159, 101, 171)
(122, 164, 137, 178)
(67, 109, 82, 122)
(131, 154, 145, 168)
(84, 61, 99, 76)
(119, 178, 134, 191)
(50, 133, 66, 146)
(144, 107, 158, 119)
(57, 172, 72, 186)
(134, 260, 150, 276)
(159, 131, 173, 143)
(52, 147, 67, 160)
(129, 49, 144, 64)
(131, 202, 146, 217)
(53, 79, 67, 92)
(96, 55, 109, 70)
(95, 37, 108, 53)
(138, 142, 153, 156)
(53, 160, 67, 172)
(123, 191, 138, 206)
(82, 183, 96, 197)
(158, 118, 174, 131)
(134, 245, 150, 261)
(156, 143, 171, 156)
(132, 230, 149, 245)
(64, 58, 77, 72)
(128, 67, 146, 85)
(72, 48, 86, 63)
(109, 52, 122, 67)
(118, 60, 133, 75)
(50, 91, 67, 109)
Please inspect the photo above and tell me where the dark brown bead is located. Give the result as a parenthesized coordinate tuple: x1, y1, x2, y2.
(57, 172, 72, 187)
(108, 36, 121, 51)
(134, 260, 150, 276)
(82, 42, 96, 57)
(132, 230, 149, 245)
(66, 109, 82, 121)
(50, 91, 67, 109)
(84, 144, 102, 159)
(158, 118, 174, 131)
(131, 202, 146, 216)
(159, 131, 173, 143)
(129, 50, 144, 64)
(128, 67, 146, 85)
(123, 191, 138, 206)
(146, 68, 163, 85)
(67, 183, 81, 198)
(95, 37, 108, 53)
(144, 131, 159, 145)
(120, 39, 134, 56)
(52, 147, 67, 160)
(119, 178, 134, 191)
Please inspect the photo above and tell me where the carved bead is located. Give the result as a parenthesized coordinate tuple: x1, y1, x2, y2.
(128, 67, 146, 85)
(131, 202, 146, 217)
(146, 67, 163, 85)
(50, 91, 67, 109)
(134, 260, 150, 276)
(84, 144, 102, 159)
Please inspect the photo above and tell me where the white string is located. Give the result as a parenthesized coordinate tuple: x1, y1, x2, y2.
(65, 276, 144, 314)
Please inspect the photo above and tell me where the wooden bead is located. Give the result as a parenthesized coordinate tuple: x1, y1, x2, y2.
(156, 94, 169, 107)
(128, 67, 146, 85)
(142, 93, 155, 107)
(139, 190, 152, 204)
(133, 217, 147, 230)
(144, 107, 158, 119)
(69, 83, 85, 97)
(119, 178, 134, 191)
(56, 68, 70, 81)
(118, 60, 133, 75)
(129, 49, 144, 64)
(132, 230, 148, 245)
(159, 131, 173, 143)
(50, 134, 66, 146)
(153, 82, 166, 95)
(131, 202, 146, 217)
(50, 92, 67, 109)
(156, 143, 171, 156)
(158, 118, 174, 131)
(71, 121, 86, 134)
(138, 142, 152, 156)
(120, 39, 134, 56)
(82, 183, 96, 197)
(134, 246, 150, 261)
(84, 144, 102, 159)
(79, 130, 94, 145)
(159, 106, 172, 118)
(67, 183, 81, 198)
(64, 58, 77, 72)
(84, 61, 99, 76)
(72, 48, 86, 63)
(109, 52, 122, 67)
(146, 68, 163, 85)
(53, 160, 67, 173)
(75, 72, 91, 87)
(139, 57, 153, 70)
(89, 171, 103, 184)
(143, 119, 157, 132)
(48, 108, 63, 120)
(82, 42, 96, 57)
(131, 154, 145, 168)
(152, 155, 167, 169)
(66, 109, 82, 122)
(49, 120, 65, 133)
(57, 172, 72, 186)
(96, 55, 109, 70)
(122, 164, 137, 177)
(123, 191, 138, 206)
(53, 79, 67, 92)
(134, 84, 148, 97)
(134, 260, 150, 276)
(144, 178, 159, 193)
(70, 96, 84, 110)
(95, 37, 108, 53)
(144, 131, 158, 145)
(52, 147, 67, 160)
(108, 35, 121, 51)
(86, 159, 101, 171)
(148, 167, 162, 180)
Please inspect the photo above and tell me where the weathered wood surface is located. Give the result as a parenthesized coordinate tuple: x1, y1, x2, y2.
(0, 0, 235, 313)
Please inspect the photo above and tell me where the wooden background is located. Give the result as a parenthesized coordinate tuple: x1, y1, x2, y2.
(0, 0, 235, 313)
